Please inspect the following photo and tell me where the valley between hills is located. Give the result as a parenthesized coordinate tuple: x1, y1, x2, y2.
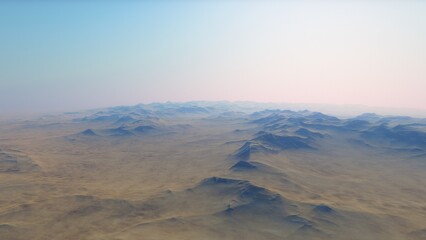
(0, 102, 425, 240)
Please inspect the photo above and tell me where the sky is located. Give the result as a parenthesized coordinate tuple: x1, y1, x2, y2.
(1, 1, 425, 115)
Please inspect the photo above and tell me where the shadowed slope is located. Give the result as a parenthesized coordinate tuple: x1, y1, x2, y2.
(230, 161, 258, 171)
(0, 149, 40, 173)
(361, 124, 426, 149)
(80, 129, 97, 136)
(231, 133, 314, 160)
(115, 177, 405, 240)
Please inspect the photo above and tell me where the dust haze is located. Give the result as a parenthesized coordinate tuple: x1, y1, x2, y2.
(0, 102, 425, 240)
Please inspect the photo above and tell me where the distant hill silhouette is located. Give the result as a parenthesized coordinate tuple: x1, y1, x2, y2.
(80, 129, 97, 136)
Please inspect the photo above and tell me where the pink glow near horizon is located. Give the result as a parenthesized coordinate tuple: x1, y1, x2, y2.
(0, 1, 425, 114)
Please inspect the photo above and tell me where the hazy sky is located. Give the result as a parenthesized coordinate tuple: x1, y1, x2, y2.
(1, 1, 425, 114)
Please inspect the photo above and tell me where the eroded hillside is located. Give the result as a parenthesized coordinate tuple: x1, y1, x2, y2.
(0, 102, 425, 240)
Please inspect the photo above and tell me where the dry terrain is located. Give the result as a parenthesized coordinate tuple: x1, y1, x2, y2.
(0, 102, 425, 240)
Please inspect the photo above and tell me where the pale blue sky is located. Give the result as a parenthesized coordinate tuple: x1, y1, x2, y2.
(1, 1, 425, 114)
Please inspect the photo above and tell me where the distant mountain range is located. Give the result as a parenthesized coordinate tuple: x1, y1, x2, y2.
(2, 101, 424, 240)
(67, 102, 426, 160)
